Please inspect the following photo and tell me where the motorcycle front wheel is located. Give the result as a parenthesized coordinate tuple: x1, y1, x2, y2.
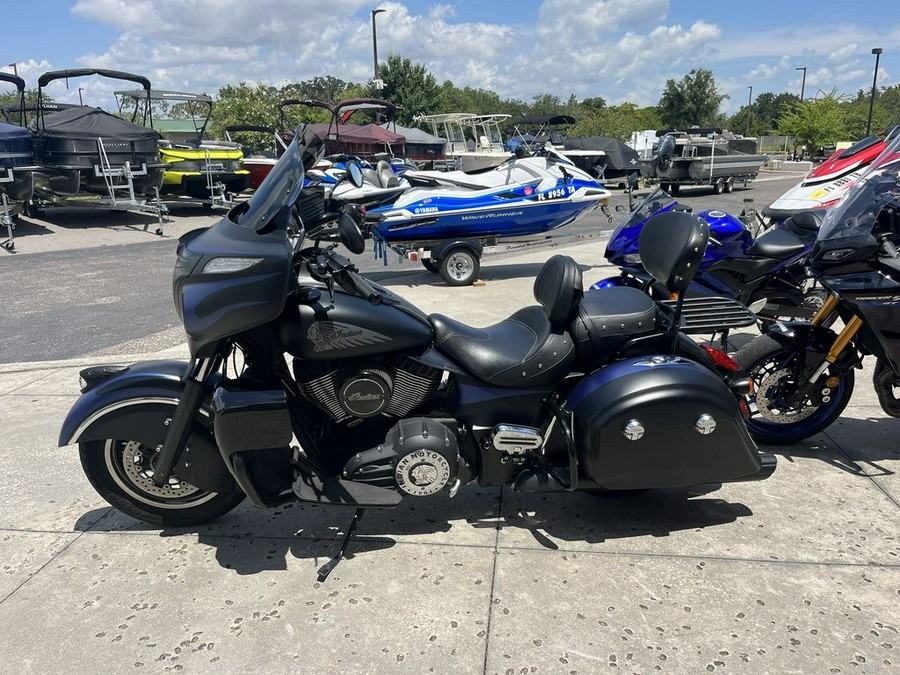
(734, 336, 855, 445)
(79, 439, 245, 526)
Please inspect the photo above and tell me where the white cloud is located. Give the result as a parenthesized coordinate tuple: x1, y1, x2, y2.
(56, 1, 897, 114)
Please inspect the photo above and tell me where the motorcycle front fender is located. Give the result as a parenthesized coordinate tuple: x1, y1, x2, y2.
(765, 321, 838, 354)
(58, 360, 233, 494)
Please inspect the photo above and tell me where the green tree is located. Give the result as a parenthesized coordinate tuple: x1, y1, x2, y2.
(570, 103, 662, 142)
(657, 68, 728, 128)
(209, 83, 282, 138)
(777, 92, 847, 151)
(0, 88, 44, 123)
(378, 54, 440, 125)
(729, 91, 799, 136)
(527, 92, 565, 116)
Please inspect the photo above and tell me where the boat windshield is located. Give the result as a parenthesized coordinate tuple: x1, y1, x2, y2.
(817, 133, 900, 247)
(231, 124, 323, 233)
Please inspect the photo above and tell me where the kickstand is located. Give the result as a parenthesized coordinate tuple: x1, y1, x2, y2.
(317, 508, 366, 582)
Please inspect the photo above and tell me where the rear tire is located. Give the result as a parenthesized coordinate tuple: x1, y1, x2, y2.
(724, 177, 735, 193)
(79, 439, 245, 526)
(422, 258, 440, 273)
(713, 179, 725, 195)
(439, 247, 480, 286)
(669, 183, 680, 196)
(734, 336, 854, 444)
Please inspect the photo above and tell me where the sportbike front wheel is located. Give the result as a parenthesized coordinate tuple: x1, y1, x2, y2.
(734, 336, 854, 445)
(80, 439, 244, 526)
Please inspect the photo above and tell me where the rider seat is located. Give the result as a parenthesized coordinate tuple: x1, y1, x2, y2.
(747, 226, 809, 260)
(430, 255, 581, 387)
(780, 210, 822, 244)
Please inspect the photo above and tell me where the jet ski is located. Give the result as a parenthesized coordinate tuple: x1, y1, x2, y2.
(306, 155, 409, 207)
(763, 127, 899, 222)
(367, 147, 610, 243)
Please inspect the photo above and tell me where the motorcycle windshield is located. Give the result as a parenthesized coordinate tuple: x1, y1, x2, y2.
(818, 133, 900, 248)
(610, 188, 675, 239)
(230, 124, 323, 233)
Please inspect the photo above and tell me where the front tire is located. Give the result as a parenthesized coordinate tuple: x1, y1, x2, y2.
(80, 439, 245, 526)
(734, 336, 854, 444)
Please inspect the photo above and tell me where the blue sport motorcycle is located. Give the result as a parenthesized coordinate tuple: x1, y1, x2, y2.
(594, 188, 824, 328)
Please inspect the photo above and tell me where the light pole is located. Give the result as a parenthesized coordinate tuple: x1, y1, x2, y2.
(78, 88, 84, 105)
(371, 8, 386, 87)
(795, 66, 806, 102)
(746, 85, 753, 136)
(866, 48, 883, 136)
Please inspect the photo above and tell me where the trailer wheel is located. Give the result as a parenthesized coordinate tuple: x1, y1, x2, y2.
(713, 178, 725, 195)
(660, 182, 670, 192)
(724, 177, 735, 193)
(669, 183, 680, 196)
(440, 247, 480, 286)
(422, 258, 440, 273)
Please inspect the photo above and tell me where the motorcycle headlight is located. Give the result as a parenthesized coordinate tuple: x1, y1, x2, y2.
(202, 257, 263, 274)
(821, 248, 855, 261)
(622, 253, 642, 264)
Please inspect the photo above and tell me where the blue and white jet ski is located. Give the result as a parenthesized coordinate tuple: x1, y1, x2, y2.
(367, 148, 611, 243)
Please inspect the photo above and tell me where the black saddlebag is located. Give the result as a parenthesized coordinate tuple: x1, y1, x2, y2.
(567, 355, 764, 489)
(212, 384, 294, 506)
(569, 286, 659, 367)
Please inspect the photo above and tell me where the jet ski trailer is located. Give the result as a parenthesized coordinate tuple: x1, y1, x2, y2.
(29, 69, 168, 231)
(0, 72, 38, 251)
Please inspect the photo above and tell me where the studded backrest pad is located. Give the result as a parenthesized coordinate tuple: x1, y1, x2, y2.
(533, 254, 583, 325)
(638, 211, 709, 293)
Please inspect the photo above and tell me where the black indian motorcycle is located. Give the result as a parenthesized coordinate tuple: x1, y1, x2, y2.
(60, 126, 775, 580)
(736, 132, 900, 444)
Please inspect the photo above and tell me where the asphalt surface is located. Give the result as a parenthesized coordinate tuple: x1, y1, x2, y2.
(1, 173, 800, 364)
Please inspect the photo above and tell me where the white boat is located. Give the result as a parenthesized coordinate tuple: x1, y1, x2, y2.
(414, 113, 512, 172)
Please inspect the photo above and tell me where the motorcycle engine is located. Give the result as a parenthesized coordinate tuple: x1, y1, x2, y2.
(344, 417, 460, 497)
(293, 355, 442, 424)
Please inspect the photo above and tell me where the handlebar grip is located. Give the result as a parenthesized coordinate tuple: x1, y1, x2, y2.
(347, 270, 382, 305)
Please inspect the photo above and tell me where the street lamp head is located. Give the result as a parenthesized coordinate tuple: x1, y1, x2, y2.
(795, 66, 806, 72)
(372, 8, 386, 16)
(872, 47, 883, 55)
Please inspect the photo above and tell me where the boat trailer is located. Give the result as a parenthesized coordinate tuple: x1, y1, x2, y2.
(27, 138, 170, 235)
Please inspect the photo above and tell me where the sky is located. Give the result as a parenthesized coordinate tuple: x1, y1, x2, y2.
(4, 0, 900, 115)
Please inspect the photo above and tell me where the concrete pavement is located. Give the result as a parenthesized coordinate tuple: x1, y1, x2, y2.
(1, 238, 899, 674)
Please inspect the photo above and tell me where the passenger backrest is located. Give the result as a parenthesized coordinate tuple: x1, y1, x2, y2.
(638, 211, 709, 293)
(533, 255, 583, 325)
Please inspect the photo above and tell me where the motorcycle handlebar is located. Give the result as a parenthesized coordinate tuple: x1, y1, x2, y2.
(347, 269, 382, 305)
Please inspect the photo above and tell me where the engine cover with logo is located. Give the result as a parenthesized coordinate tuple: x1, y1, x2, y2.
(566, 356, 762, 489)
(343, 417, 459, 497)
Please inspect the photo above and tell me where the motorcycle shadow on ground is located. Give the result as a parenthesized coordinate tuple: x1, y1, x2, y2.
(75, 483, 754, 576)
(764, 414, 900, 479)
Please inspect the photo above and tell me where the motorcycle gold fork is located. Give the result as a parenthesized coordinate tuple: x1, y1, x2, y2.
(804, 293, 863, 386)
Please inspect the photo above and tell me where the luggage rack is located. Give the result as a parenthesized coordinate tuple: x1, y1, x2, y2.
(659, 296, 757, 334)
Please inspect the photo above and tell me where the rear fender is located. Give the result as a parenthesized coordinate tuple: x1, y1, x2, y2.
(58, 360, 233, 493)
